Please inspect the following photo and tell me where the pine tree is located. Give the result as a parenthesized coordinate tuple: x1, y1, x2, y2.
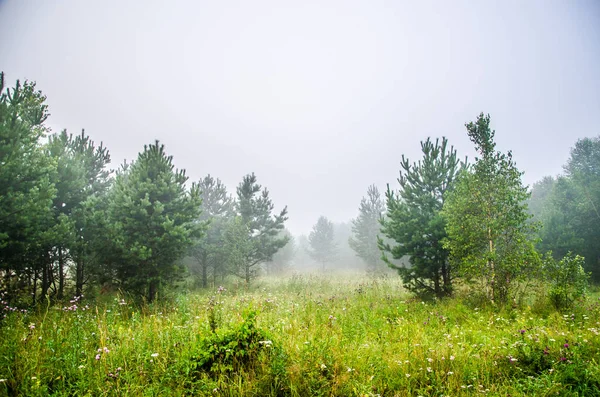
(563, 136, 600, 280)
(189, 175, 233, 288)
(265, 229, 296, 274)
(234, 173, 289, 283)
(308, 216, 336, 271)
(442, 113, 539, 303)
(46, 129, 112, 298)
(349, 185, 385, 273)
(380, 137, 463, 298)
(104, 141, 202, 302)
(0, 73, 56, 304)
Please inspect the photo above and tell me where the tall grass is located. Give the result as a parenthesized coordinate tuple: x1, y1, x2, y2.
(1, 274, 599, 396)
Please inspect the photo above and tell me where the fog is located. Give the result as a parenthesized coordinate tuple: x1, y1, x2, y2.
(1, 0, 599, 235)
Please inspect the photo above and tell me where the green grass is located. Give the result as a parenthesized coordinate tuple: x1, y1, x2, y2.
(1, 274, 599, 396)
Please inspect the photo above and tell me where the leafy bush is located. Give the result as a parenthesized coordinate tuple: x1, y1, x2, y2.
(191, 310, 280, 375)
(544, 252, 589, 310)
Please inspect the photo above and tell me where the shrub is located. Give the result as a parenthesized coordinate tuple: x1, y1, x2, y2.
(191, 310, 281, 376)
(544, 252, 589, 310)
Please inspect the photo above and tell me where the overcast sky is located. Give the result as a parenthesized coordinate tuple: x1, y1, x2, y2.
(1, 0, 599, 235)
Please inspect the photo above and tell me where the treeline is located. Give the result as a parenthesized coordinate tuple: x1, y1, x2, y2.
(0, 74, 289, 306)
(1, 73, 598, 309)
(343, 115, 598, 307)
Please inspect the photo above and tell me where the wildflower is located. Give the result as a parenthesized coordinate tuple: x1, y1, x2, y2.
(95, 354, 101, 360)
(347, 367, 354, 372)
(563, 343, 569, 349)
(0, 379, 6, 383)
(519, 329, 526, 335)
(78, 365, 85, 369)
(151, 353, 159, 357)
(28, 323, 35, 330)
(450, 355, 455, 361)
(447, 371, 454, 375)
(427, 367, 432, 372)
(320, 363, 327, 370)
(259, 340, 273, 347)
(405, 373, 411, 378)
(427, 358, 433, 363)
(103, 347, 110, 354)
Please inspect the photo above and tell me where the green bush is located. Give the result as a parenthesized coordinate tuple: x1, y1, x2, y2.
(191, 310, 280, 375)
(544, 252, 589, 310)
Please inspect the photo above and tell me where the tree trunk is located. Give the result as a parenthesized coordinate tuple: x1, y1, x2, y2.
(148, 279, 158, 303)
(201, 253, 208, 288)
(245, 265, 250, 284)
(75, 257, 84, 298)
(32, 269, 38, 306)
(40, 260, 49, 303)
(488, 228, 495, 301)
(441, 261, 450, 295)
(58, 248, 65, 300)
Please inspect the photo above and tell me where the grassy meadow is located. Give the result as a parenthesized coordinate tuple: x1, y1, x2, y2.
(1, 274, 599, 396)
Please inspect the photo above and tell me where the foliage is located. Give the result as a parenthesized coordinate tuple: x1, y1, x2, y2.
(102, 141, 202, 302)
(543, 252, 590, 310)
(46, 129, 112, 298)
(0, 73, 56, 303)
(380, 137, 464, 298)
(443, 113, 539, 304)
(562, 136, 599, 279)
(308, 216, 337, 271)
(222, 216, 256, 281)
(189, 175, 233, 288)
(265, 229, 296, 275)
(529, 136, 600, 281)
(192, 310, 277, 375)
(349, 185, 385, 273)
(234, 173, 289, 283)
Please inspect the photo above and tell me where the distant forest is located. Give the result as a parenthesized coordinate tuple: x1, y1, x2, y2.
(1, 72, 598, 309)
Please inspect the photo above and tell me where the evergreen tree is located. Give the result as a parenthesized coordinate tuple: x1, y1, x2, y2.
(189, 175, 233, 288)
(442, 114, 539, 303)
(46, 130, 112, 298)
(265, 229, 296, 274)
(104, 141, 202, 302)
(564, 136, 600, 280)
(234, 173, 289, 283)
(308, 216, 336, 271)
(532, 136, 600, 281)
(380, 137, 463, 298)
(0, 73, 56, 303)
(349, 185, 385, 273)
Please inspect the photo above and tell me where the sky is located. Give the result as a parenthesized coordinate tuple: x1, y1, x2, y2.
(1, 0, 599, 235)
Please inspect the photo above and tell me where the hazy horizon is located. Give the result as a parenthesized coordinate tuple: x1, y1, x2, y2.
(1, 0, 599, 235)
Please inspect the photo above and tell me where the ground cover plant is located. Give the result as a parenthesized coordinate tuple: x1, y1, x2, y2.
(1, 274, 599, 396)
